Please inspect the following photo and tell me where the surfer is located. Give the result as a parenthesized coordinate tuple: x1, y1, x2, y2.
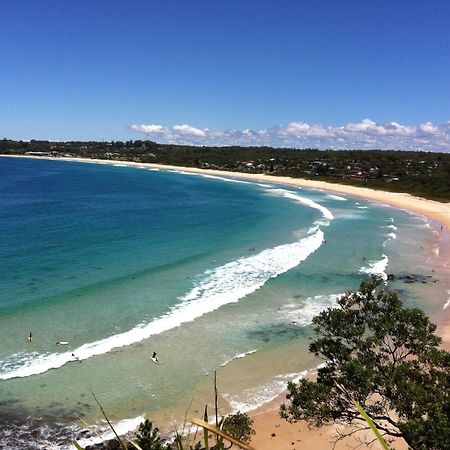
(151, 352, 159, 364)
(72, 353, 81, 363)
(28, 332, 32, 342)
(56, 341, 69, 345)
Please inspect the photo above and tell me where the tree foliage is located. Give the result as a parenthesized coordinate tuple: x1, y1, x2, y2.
(280, 278, 450, 450)
(221, 412, 255, 445)
(135, 420, 170, 450)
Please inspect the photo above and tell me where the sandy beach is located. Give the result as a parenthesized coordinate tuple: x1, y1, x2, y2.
(75, 158, 450, 450)
(4, 155, 450, 449)
(61, 157, 450, 228)
(6, 155, 450, 226)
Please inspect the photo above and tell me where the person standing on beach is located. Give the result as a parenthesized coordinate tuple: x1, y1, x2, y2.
(28, 332, 32, 342)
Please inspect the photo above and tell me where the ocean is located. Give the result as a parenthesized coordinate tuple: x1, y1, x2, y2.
(0, 156, 447, 449)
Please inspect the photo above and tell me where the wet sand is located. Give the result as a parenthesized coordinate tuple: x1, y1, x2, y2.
(3, 155, 450, 449)
(139, 161, 450, 449)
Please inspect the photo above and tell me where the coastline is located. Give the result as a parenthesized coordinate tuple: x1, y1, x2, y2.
(4, 155, 450, 227)
(75, 158, 450, 227)
(3, 155, 450, 449)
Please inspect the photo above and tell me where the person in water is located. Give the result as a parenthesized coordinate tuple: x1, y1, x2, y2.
(28, 332, 32, 342)
(152, 352, 159, 363)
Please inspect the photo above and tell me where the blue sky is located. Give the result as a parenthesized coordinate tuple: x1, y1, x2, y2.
(1, 0, 449, 150)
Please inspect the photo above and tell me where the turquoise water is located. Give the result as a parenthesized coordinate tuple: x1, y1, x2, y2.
(0, 157, 446, 448)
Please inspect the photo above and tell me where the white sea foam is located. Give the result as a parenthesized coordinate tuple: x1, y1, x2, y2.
(382, 226, 397, 247)
(220, 349, 258, 367)
(279, 294, 340, 327)
(327, 194, 347, 201)
(166, 170, 255, 185)
(0, 228, 324, 380)
(74, 415, 145, 449)
(167, 169, 198, 176)
(444, 291, 450, 310)
(267, 189, 333, 221)
(200, 174, 251, 184)
(357, 205, 368, 209)
(223, 370, 308, 413)
(113, 164, 127, 167)
(359, 254, 389, 280)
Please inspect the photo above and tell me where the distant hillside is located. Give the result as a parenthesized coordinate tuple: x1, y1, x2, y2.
(1, 139, 449, 201)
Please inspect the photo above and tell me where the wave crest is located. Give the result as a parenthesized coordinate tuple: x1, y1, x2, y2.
(0, 228, 324, 380)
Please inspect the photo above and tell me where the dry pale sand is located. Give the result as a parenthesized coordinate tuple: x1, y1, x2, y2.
(5, 155, 450, 449)
(249, 401, 409, 450)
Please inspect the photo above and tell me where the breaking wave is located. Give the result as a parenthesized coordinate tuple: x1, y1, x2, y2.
(223, 371, 308, 413)
(220, 349, 258, 367)
(279, 294, 341, 326)
(327, 194, 347, 201)
(0, 227, 325, 380)
(359, 254, 389, 280)
(266, 188, 333, 222)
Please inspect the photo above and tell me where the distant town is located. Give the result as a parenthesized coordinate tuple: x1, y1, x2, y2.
(1, 138, 449, 201)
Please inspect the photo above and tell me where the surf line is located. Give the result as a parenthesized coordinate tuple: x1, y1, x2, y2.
(0, 227, 326, 380)
(266, 188, 334, 222)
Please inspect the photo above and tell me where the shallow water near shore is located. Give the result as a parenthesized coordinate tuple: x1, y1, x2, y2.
(0, 157, 447, 448)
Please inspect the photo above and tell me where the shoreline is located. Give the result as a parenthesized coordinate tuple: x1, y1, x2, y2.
(3, 154, 450, 449)
(3, 155, 450, 227)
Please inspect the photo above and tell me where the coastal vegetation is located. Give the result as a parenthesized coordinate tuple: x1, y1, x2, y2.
(80, 410, 255, 450)
(1, 139, 449, 201)
(280, 278, 450, 450)
(80, 375, 255, 450)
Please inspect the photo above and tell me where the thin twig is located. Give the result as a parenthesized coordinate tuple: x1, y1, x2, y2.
(90, 389, 128, 450)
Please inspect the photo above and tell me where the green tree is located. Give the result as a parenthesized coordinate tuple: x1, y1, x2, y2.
(221, 412, 255, 446)
(134, 420, 170, 450)
(280, 278, 450, 450)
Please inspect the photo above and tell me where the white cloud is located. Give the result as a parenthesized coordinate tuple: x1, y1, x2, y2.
(129, 119, 450, 152)
(131, 124, 165, 134)
(172, 124, 206, 137)
(417, 122, 439, 135)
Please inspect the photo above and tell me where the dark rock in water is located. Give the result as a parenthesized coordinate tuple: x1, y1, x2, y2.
(403, 275, 416, 283)
(248, 323, 312, 342)
(0, 412, 80, 450)
(386, 273, 432, 284)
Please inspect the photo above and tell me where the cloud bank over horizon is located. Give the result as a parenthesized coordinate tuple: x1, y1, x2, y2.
(130, 119, 450, 152)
